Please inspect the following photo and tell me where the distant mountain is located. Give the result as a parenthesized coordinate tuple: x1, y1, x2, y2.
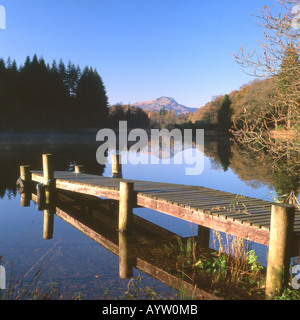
(131, 97, 198, 116)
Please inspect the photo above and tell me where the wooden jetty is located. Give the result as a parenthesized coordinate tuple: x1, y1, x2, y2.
(17, 153, 300, 298)
(27, 171, 300, 246)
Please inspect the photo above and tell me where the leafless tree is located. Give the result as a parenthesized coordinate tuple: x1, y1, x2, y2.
(232, 0, 300, 165)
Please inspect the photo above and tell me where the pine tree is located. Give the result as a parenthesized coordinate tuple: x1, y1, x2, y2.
(276, 44, 300, 130)
(76, 67, 108, 128)
(0, 58, 6, 128)
(66, 61, 81, 97)
(58, 59, 68, 97)
(218, 94, 232, 133)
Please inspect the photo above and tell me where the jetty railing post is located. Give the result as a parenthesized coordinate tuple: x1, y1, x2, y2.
(112, 154, 123, 178)
(266, 204, 295, 298)
(18, 165, 32, 207)
(43, 154, 54, 183)
(118, 232, 133, 279)
(36, 183, 46, 211)
(43, 206, 55, 240)
(118, 181, 134, 234)
(20, 192, 31, 207)
(197, 225, 210, 248)
(42, 154, 55, 203)
(20, 165, 31, 188)
(75, 165, 84, 173)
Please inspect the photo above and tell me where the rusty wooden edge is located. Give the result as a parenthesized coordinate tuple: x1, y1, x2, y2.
(136, 194, 270, 246)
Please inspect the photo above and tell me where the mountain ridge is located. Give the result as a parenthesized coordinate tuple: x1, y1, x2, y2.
(131, 97, 198, 115)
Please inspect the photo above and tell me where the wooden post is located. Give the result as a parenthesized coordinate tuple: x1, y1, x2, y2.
(43, 154, 54, 184)
(118, 181, 134, 234)
(20, 165, 31, 185)
(43, 208, 54, 240)
(197, 225, 210, 248)
(18, 165, 31, 206)
(75, 165, 84, 173)
(266, 204, 295, 298)
(36, 183, 46, 211)
(112, 154, 122, 178)
(42, 154, 55, 203)
(20, 192, 31, 207)
(118, 232, 133, 279)
(18, 165, 32, 191)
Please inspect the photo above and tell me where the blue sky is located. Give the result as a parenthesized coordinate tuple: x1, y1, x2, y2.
(0, 0, 276, 109)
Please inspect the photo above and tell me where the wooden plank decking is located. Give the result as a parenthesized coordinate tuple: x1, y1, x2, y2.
(30, 170, 300, 247)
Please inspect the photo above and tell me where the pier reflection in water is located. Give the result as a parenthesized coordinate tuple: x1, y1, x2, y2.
(23, 189, 216, 300)
(19, 180, 300, 299)
(18, 145, 300, 299)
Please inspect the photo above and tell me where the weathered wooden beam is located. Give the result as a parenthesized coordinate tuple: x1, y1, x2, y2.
(54, 180, 120, 199)
(136, 194, 270, 246)
(266, 204, 295, 298)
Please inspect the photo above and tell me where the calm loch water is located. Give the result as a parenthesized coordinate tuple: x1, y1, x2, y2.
(0, 134, 298, 299)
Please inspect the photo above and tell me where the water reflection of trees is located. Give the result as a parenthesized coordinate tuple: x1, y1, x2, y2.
(0, 132, 199, 198)
(205, 137, 299, 203)
(1, 134, 299, 204)
(0, 136, 106, 199)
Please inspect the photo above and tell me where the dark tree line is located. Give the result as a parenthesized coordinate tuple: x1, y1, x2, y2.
(0, 54, 108, 132)
(108, 104, 150, 129)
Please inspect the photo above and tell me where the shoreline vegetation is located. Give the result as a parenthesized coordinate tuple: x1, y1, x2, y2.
(1, 230, 300, 300)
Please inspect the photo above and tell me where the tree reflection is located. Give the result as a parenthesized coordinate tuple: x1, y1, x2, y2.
(0, 137, 106, 199)
(223, 140, 299, 204)
(1, 134, 299, 207)
(204, 137, 233, 173)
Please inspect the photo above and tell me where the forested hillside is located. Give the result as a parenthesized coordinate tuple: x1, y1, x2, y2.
(191, 45, 300, 137)
(190, 78, 276, 133)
